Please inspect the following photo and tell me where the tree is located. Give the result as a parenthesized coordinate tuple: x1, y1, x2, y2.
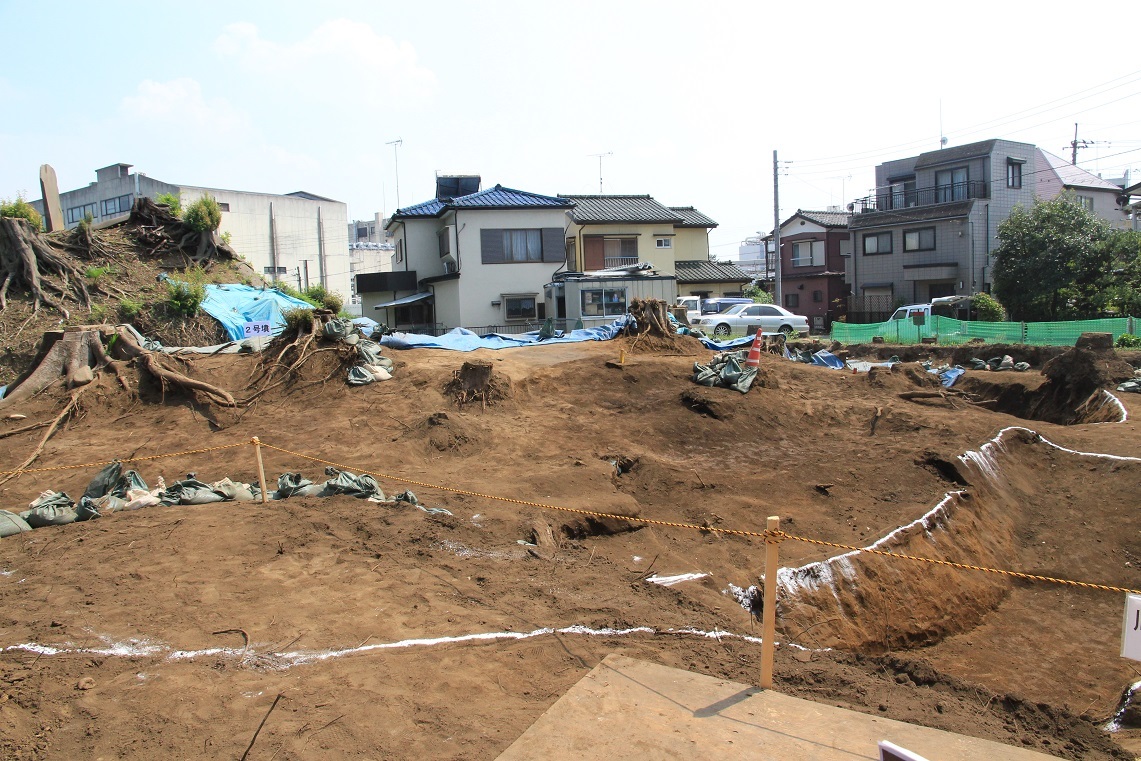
(992, 195, 1116, 321)
(970, 292, 1007, 322)
(742, 282, 773, 304)
(183, 196, 222, 232)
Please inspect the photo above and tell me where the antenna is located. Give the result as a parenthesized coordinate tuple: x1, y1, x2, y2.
(386, 138, 403, 208)
(588, 152, 612, 194)
(939, 99, 946, 149)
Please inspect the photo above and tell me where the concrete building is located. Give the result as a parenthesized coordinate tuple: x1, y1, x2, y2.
(773, 210, 851, 332)
(846, 139, 1130, 321)
(32, 163, 351, 302)
(348, 212, 395, 306)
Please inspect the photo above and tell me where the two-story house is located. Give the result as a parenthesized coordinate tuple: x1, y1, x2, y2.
(361, 177, 574, 332)
(775, 209, 851, 331)
(559, 195, 747, 300)
(846, 138, 1130, 321)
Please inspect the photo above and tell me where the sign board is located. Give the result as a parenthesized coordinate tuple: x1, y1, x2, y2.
(242, 321, 273, 338)
(911, 313, 926, 326)
(1122, 594, 1141, 661)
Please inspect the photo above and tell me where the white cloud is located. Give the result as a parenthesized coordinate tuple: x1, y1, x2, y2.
(120, 78, 247, 133)
(214, 19, 437, 103)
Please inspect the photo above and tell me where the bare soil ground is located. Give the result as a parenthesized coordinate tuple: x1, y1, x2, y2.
(0, 327, 1139, 760)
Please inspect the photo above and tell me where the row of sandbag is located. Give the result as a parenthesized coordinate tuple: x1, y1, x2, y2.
(321, 318, 395, 386)
(0, 460, 447, 538)
(692, 350, 759, 394)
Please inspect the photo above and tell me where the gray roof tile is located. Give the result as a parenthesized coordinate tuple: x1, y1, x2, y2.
(392, 184, 571, 221)
(561, 195, 683, 224)
(668, 206, 718, 228)
(792, 209, 851, 228)
(674, 259, 750, 284)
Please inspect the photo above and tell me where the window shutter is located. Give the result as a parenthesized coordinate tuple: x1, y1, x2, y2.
(481, 229, 505, 263)
(541, 228, 564, 262)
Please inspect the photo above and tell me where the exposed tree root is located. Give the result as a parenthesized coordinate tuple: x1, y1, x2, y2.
(0, 388, 87, 486)
(0, 217, 92, 318)
(128, 197, 239, 267)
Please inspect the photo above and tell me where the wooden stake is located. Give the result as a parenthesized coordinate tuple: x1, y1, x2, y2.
(760, 515, 780, 689)
(251, 436, 269, 504)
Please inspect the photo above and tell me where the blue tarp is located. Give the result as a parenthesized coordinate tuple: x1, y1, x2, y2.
(379, 318, 631, 351)
(199, 284, 314, 341)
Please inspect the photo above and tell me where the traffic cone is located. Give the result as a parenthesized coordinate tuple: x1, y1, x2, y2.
(744, 328, 764, 368)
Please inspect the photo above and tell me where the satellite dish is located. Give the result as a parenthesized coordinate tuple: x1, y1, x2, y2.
(846, 202, 855, 212)
(940, 136, 948, 147)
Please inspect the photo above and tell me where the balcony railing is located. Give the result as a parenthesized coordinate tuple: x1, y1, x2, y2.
(854, 181, 989, 213)
(602, 256, 640, 269)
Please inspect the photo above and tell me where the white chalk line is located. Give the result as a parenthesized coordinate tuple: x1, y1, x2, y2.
(3, 623, 817, 670)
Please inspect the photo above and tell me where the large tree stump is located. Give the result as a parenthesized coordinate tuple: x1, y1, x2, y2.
(0, 217, 91, 316)
(626, 298, 675, 337)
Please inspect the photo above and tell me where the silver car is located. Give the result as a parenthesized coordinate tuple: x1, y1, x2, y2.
(697, 303, 810, 338)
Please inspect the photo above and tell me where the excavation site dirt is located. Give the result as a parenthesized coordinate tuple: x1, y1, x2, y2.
(1, 328, 1140, 760)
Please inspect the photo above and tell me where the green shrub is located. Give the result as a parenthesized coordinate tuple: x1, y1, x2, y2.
(119, 298, 143, 319)
(89, 304, 109, 322)
(283, 307, 315, 333)
(971, 292, 1007, 322)
(742, 283, 773, 304)
(166, 280, 205, 317)
(1116, 333, 1141, 349)
(155, 192, 182, 217)
(220, 230, 232, 245)
(0, 193, 43, 229)
(85, 265, 112, 283)
(183, 196, 222, 232)
(276, 282, 320, 308)
(302, 283, 344, 313)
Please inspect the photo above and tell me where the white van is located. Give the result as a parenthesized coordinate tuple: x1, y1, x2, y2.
(888, 295, 968, 322)
(676, 296, 701, 323)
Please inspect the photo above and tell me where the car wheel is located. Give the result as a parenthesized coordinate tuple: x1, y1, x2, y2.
(713, 323, 731, 338)
(779, 324, 794, 336)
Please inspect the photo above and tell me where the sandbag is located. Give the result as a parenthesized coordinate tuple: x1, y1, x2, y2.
(211, 478, 258, 502)
(84, 462, 149, 500)
(22, 504, 79, 528)
(159, 478, 226, 506)
(356, 339, 384, 365)
(322, 318, 357, 340)
(274, 472, 325, 499)
(347, 365, 378, 386)
(0, 510, 32, 537)
(320, 466, 383, 500)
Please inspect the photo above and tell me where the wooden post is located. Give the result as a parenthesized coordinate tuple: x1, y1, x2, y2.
(251, 437, 269, 504)
(760, 515, 780, 689)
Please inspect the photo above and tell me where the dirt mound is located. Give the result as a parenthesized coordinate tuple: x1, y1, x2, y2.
(1, 338, 1139, 759)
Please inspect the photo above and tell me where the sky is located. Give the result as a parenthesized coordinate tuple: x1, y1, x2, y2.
(1, 0, 1139, 261)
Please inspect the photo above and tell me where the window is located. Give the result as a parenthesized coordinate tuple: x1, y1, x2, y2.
(66, 203, 97, 224)
(863, 232, 892, 255)
(604, 237, 638, 265)
(581, 287, 628, 317)
(791, 240, 825, 267)
(396, 240, 404, 262)
(504, 295, 538, 321)
(935, 167, 968, 202)
(438, 229, 451, 258)
(565, 238, 576, 270)
(357, 227, 369, 240)
(100, 194, 133, 217)
(1076, 195, 1094, 211)
(813, 290, 823, 303)
(654, 237, 672, 249)
(1006, 160, 1023, 189)
(263, 266, 287, 275)
(217, 202, 230, 212)
(903, 227, 936, 252)
(482, 228, 564, 264)
(785, 293, 799, 308)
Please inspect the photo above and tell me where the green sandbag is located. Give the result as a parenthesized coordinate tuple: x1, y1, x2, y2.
(319, 467, 383, 500)
(212, 478, 258, 502)
(84, 462, 148, 500)
(0, 510, 32, 537)
(22, 503, 79, 528)
(159, 479, 226, 506)
(274, 472, 325, 499)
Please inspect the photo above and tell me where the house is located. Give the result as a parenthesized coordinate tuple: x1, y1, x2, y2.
(559, 195, 747, 301)
(31, 163, 351, 300)
(773, 210, 851, 331)
(845, 138, 1130, 322)
(362, 177, 573, 332)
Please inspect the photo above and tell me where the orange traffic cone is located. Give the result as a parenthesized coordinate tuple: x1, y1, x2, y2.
(744, 328, 764, 368)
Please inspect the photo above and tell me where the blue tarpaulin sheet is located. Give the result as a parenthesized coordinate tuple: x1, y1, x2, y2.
(379, 318, 632, 351)
(199, 284, 313, 341)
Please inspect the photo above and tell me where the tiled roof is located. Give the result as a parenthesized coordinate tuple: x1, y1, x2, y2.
(668, 206, 718, 228)
(794, 209, 850, 228)
(561, 195, 683, 224)
(1036, 149, 1123, 192)
(449, 185, 573, 209)
(848, 200, 974, 230)
(914, 139, 998, 169)
(391, 184, 570, 222)
(674, 259, 751, 284)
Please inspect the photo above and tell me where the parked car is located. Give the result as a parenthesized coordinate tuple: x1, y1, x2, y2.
(676, 296, 702, 324)
(699, 297, 753, 315)
(696, 303, 810, 338)
(887, 295, 969, 322)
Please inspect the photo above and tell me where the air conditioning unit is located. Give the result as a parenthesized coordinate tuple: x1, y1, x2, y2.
(443, 260, 457, 274)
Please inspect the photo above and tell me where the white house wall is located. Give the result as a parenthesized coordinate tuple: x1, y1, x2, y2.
(179, 187, 350, 302)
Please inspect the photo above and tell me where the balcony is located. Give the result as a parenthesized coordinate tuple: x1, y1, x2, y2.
(602, 256, 640, 269)
(854, 181, 989, 213)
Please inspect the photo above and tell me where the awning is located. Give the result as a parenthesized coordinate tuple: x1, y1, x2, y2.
(373, 292, 433, 309)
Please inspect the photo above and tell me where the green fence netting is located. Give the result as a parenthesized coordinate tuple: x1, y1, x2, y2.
(830, 316, 1136, 347)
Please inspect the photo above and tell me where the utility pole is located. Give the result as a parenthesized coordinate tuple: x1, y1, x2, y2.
(301, 260, 310, 290)
(1072, 123, 1080, 165)
(773, 150, 782, 307)
(589, 152, 612, 194)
